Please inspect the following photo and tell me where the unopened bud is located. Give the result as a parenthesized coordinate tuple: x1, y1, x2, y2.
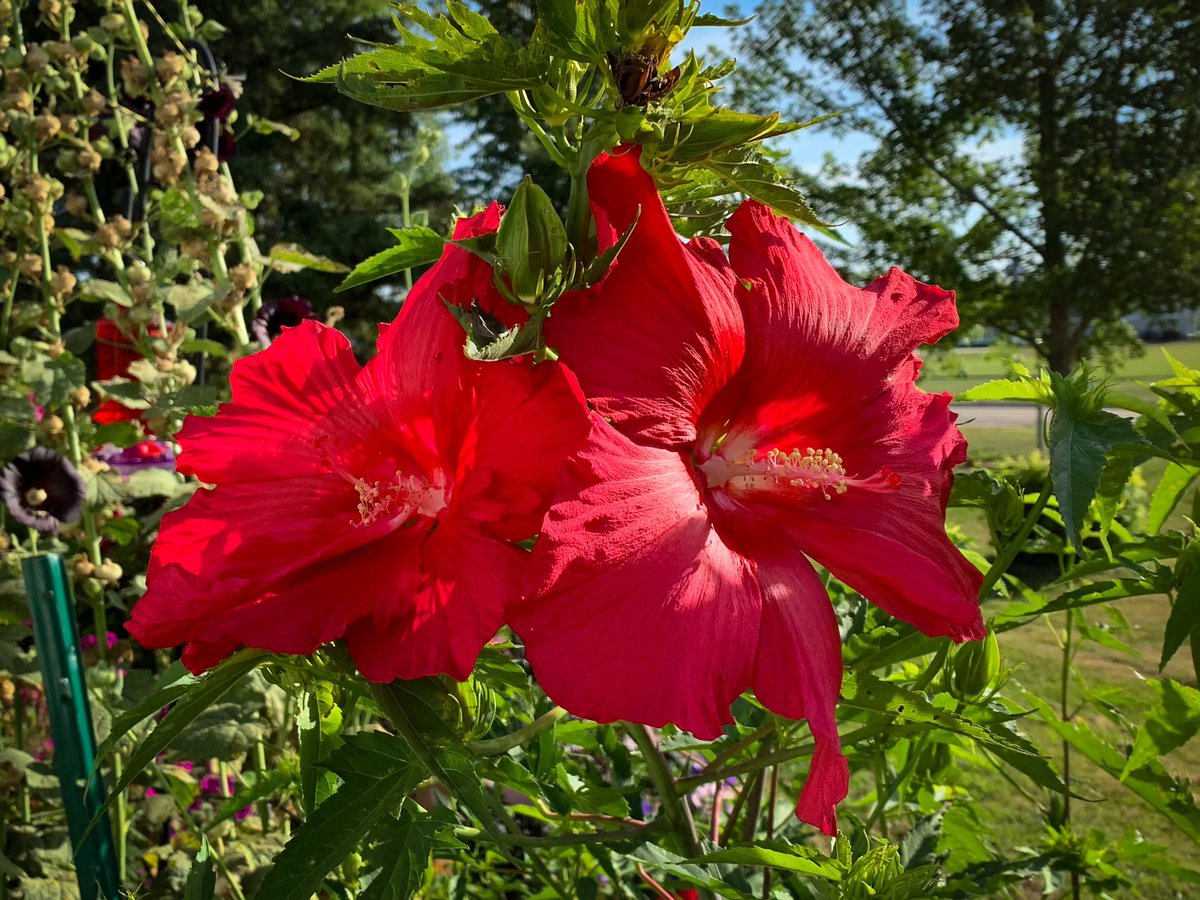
(50, 266, 77, 297)
(95, 559, 123, 584)
(229, 263, 256, 292)
(950, 631, 1001, 700)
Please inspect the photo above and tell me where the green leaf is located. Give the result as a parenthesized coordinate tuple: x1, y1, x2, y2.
(958, 376, 1052, 404)
(1029, 693, 1200, 846)
(1148, 462, 1200, 533)
(184, 835, 216, 900)
(699, 146, 828, 226)
(335, 226, 445, 293)
(360, 808, 458, 900)
(256, 735, 424, 900)
(79, 279, 133, 307)
(688, 844, 843, 880)
(1094, 452, 1137, 538)
(84, 651, 266, 843)
(1047, 374, 1143, 547)
(166, 283, 214, 324)
(179, 338, 229, 359)
(266, 243, 348, 274)
(1164, 541, 1200, 669)
(842, 673, 1066, 793)
(122, 468, 184, 499)
(444, 302, 544, 361)
(534, 0, 616, 62)
(207, 767, 293, 829)
(1122, 679, 1200, 778)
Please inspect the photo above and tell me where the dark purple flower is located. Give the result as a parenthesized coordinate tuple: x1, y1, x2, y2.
(95, 441, 176, 475)
(197, 85, 236, 122)
(0, 448, 86, 535)
(251, 296, 318, 348)
(216, 128, 238, 163)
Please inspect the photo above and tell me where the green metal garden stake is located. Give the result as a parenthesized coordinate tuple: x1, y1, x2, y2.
(23, 552, 121, 900)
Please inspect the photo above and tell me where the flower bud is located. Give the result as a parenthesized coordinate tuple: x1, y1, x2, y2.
(33, 112, 61, 142)
(69, 385, 90, 407)
(81, 89, 106, 117)
(72, 554, 95, 579)
(24, 45, 50, 74)
(950, 630, 1001, 700)
(40, 414, 64, 436)
(76, 146, 102, 171)
(95, 559, 123, 584)
(100, 13, 126, 33)
(495, 177, 568, 306)
(50, 266, 77, 298)
(229, 263, 257, 292)
(64, 192, 89, 218)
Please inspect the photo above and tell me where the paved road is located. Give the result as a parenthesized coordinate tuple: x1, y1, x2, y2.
(950, 402, 1135, 428)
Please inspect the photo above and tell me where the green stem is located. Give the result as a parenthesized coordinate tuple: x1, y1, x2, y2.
(467, 706, 566, 756)
(864, 733, 928, 832)
(254, 740, 271, 832)
(113, 753, 127, 882)
(453, 821, 664, 848)
(627, 723, 699, 856)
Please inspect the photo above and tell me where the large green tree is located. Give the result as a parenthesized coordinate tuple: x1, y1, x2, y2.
(736, 0, 1200, 372)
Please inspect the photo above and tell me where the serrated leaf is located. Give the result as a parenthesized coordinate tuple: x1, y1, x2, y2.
(444, 302, 544, 361)
(1094, 452, 1137, 537)
(1164, 541, 1200, 669)
(958, 376, 1053, 404)
(1047, 374, 1143, 547)
(700, 147, 829, 226)
(336, 227, 445, 293)
(360, 808, 457, 900)
(1121, 679, 1200, 779)
(255, 736, 423, 900)
(184, 835, 216, 900)
(1148, 462, 1200, 533)
(79, 279, 133, 307)
(266, 243, 349, 274)
(166, 283, 214, 324)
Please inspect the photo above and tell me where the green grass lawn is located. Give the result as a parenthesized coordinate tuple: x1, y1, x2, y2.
(920, 339, 1200, 402)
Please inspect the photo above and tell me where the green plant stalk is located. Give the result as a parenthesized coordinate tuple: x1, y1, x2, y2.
(467, 706, 566, 756)
(1060, 608, 1081, 900)
(13, 685, 31, 823)
(627, 723, 700, 857)
(864, 733, 929, 832)
(254, 739, 271, 832)
(112, 752, 127, 882)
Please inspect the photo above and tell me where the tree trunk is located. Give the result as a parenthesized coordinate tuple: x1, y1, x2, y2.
(1032, 0, 1072, 373)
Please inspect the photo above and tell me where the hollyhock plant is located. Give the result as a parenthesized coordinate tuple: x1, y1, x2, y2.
(127, 210, 589, 680)
(509, 149, 985, 834)
(0, 448, 87, 535)
(94, 317, 162, 426)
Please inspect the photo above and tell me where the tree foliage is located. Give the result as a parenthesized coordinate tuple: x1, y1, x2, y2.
(735, 0, 1200, 372)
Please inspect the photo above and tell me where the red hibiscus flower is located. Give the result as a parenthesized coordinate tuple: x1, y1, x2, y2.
(509, 149, 984, 834)
(128, 209, 589, 681)
(94, 317, 161, 426)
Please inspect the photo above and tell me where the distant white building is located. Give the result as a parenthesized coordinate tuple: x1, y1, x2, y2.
(1123, 310, 1198, 341)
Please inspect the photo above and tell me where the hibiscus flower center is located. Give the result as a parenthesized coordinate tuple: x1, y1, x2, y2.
(352, 471, 447, 527)
(698, 444, 902, 500)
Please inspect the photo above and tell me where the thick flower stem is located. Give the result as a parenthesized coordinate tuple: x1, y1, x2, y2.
(466, 706, 566, 757)
(626, 723, 700, 857)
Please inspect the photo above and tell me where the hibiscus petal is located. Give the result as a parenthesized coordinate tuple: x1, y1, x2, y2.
(456, 359, 589, 540)
(545, 148, 745, 448)
(744, 534, 848, 835)
(345, 519, 515, 682)
(128, 476, 376, 654)
(512, 417, 761, 738)
(177, 321, 362, 484)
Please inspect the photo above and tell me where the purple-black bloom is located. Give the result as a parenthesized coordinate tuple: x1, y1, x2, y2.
(0, 448, 86, 535)
(251, 296, 318, 348)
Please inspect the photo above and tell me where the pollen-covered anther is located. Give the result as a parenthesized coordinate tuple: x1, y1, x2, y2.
(353, 472, 444, 527)
(702, 445, 901, 499)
